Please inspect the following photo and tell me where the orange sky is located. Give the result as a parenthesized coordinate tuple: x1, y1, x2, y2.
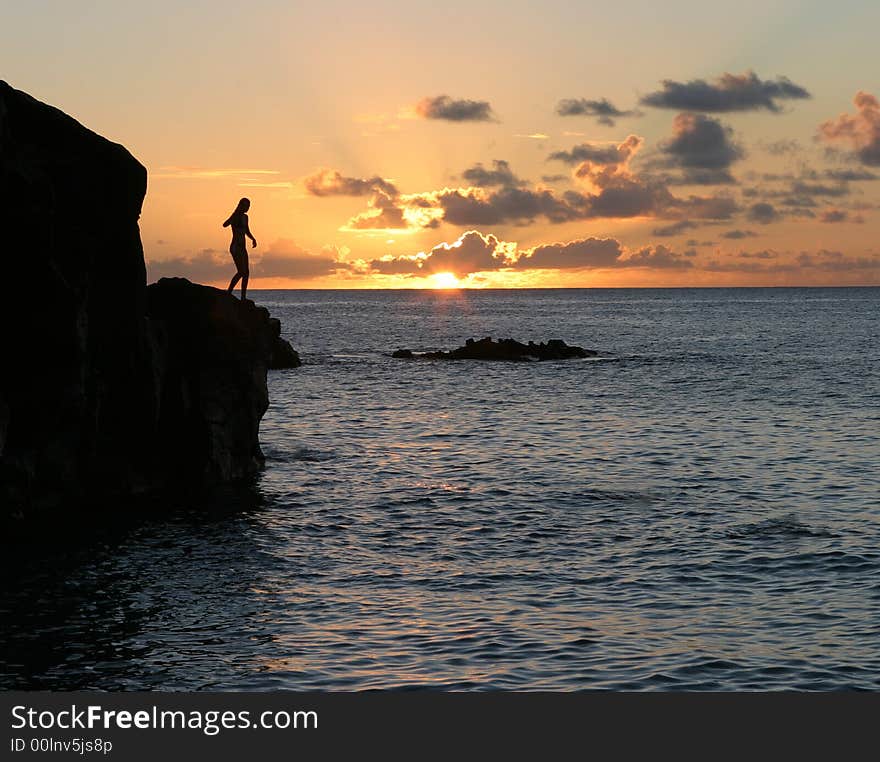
(4, 0, 879, 288)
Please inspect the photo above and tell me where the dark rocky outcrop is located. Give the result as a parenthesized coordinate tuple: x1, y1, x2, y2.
(0, 82, 298, 521)
(392, 337, 596, 362)
(145, 278, 298, 485)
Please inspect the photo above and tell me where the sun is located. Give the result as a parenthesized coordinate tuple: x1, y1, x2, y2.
(430, 272, 461, 289)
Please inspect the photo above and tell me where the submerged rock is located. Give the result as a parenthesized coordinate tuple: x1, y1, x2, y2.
(0, 82, 299, 521)
(393, 337, 597, 362)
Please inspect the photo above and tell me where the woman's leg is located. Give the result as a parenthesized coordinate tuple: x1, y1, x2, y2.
(227, 272, 241, 293)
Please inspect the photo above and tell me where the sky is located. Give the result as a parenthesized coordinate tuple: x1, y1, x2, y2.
(3, 0, 879, 288)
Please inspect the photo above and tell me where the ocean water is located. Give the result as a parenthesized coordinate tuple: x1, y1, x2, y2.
(2, 287, 879, 690)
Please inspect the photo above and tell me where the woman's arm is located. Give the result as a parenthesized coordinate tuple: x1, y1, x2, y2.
(245, 215, 257, 247)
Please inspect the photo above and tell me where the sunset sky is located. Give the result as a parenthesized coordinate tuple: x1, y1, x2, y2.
(3, 0, 879, 287)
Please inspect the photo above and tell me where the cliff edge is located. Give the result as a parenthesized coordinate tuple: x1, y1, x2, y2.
(0, 82, 297, 521)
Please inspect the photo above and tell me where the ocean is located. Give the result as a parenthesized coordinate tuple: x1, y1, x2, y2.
(2, 287, 879, 690)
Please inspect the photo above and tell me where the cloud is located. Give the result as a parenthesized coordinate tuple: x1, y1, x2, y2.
(738, 250, 778, 259)
(721, 229, 758, 239)
(548, 136, 641, 167)
(513, 237, 624, 269)
(303, 168, 397, 197)
(367, 231, 696, 278)
(367, 230, 512, 276)
(759, 139, 802, 156)
(641, 71, 810, 113)
(422, 231, 514, 275)
(555, 97, 642, 126)
(253, 239, 348, 278)
(824, 168, 877, 181)
(147, 249, 231, 283)
(427, 186, 587, 226)
(818, 91, 880, 166)
(414, 95, 496, 122)
(789, 179, 850, 198)
(652, 220, 700, 237)
(796, 250, 879, 271)
(656, 113, 744, 184)
(147, 240, 348, 282)
(345, 187, 422, 230)
(446, 136, 736, 224)
(819, 209, 864, 224)
(747, 202, 781, 224)
(621, 244, 695, 269)
(320, 144, 737, 233)
(461, 159, 525, 187)
(741, 165, 876, 211)
(703, 249, 880, 275)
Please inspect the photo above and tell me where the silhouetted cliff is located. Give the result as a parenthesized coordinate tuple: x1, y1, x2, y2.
(0, 82, 298, 521)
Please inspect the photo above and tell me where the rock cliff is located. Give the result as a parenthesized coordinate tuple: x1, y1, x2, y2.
(0, 82, 297, 521)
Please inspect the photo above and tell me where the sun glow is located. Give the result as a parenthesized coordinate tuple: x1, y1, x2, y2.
(430, 272, 460, 289)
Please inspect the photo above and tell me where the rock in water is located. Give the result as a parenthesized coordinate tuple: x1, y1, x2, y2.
(0, 82, 299, 521)
(392, 337, 597, 361)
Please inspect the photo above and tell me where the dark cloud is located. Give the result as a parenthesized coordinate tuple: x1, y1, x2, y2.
(721, 229, 758, 239)
(747, 202, 781, 224)
(740, 164, 875, 212)
(429, 179, 735, 226)
(622, 244, 695, 269)
(548, 136, 640, 166)
(555, 97, 642, 126)
(513, 237, 623, 269)
(760, 139, 802, 156)
(541, 174, 569, 183)
(415, 95, 496, 122)
(461, 159, 524, 187)
(367, 256, 425, 275)
(796, 250, 879, 271)
(738, 250, 778, 259)
(704, 250, 880, 275)
(328, 139, 737, 232)
(303, 168, 397, 197)
(674, 194, 738, 219)
(818, 91, 880, 166)
(641, 71, 810, 113)
(704, 259, 797, 273)
(652, 220, 700, 237)
(819, 209, 849, 223)
(819, 209, 864, 224)
(824, 168, 877, 181)
(657, 113, 744, 184)
(432, 186, 585, 226)
(789, 179, 849, 198)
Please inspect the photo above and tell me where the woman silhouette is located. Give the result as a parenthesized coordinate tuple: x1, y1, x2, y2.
(223, 197, 257, 300)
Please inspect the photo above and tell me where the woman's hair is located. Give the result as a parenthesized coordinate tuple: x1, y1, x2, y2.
(223, 197, 251, 227)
